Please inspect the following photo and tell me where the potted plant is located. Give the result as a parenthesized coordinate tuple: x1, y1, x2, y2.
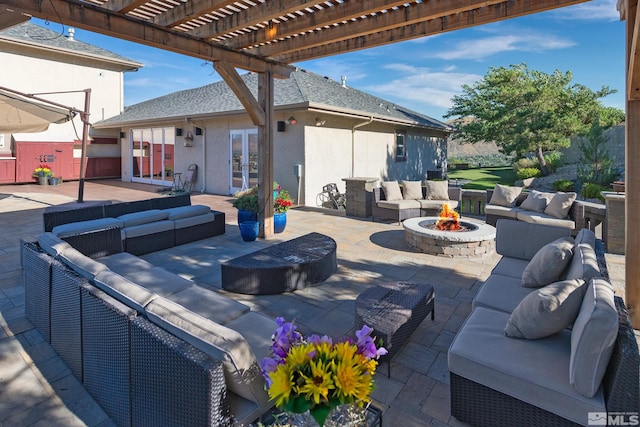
(273, 189, 293, 233)
(232, 187, 259, 223)
(32, 164, 54, 185)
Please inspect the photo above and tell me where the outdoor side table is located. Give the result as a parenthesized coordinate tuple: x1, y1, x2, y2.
(355, 281, 435, 377)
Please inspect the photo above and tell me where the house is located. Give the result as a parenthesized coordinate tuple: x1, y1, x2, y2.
(95, 69, 452, 206)
(0, 22, 141, 183)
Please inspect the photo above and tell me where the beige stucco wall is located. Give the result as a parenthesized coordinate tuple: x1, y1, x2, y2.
(118, 111, 448, 206)
(0, 50, 126, 146)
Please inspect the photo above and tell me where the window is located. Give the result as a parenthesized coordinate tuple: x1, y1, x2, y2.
(395, 131, 406, 161)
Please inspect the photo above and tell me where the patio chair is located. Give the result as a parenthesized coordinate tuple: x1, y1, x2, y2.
(317, 183, 346, 209)
(172, 164, 198, 193)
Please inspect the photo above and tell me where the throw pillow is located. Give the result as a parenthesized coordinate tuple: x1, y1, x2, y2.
(544, 192, 577, 219)
(425, 180, 449, 200)
(504, 278, 585, 339)
(520, 190, 551, 213)
(489, 184, 522, 208)
(521, 237, 574, 288)
(401, 180, 423, 200)
(570, 278, 618, 398)
(381, 181, 403, 201)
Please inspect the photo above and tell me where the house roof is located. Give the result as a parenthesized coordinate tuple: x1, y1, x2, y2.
(95, 69, 451, 131)
(0, 22, 142, 70)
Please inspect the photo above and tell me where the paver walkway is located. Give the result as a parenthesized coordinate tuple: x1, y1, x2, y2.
(0, 179, 627, 426)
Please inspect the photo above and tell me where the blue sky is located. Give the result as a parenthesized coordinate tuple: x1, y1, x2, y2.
(35, 0, 624, 122)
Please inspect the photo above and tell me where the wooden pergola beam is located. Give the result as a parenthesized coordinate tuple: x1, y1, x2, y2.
(628, 0, 640, 99)
(0, 6, 30, 30)
(152, 0, 239, 28)
(212, 61, 265, 126)
(4, 0, 293, 78)
(271, 0, 588, 63)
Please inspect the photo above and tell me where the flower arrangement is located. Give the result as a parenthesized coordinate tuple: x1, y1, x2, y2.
(33, 164, 54, 178)
(232, 186, 259, 213)
(260, 318, 387, 427)
(274, 190, 293, 213)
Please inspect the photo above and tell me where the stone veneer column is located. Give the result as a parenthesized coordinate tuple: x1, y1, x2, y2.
(604, 192, 625, 255)
(342, 177, 378, 218)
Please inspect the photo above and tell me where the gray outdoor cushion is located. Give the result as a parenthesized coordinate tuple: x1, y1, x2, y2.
(490, 257, 530, 280)
(472, 274, 534, 313)
(122, 220, 174, 239)
(96, 252, 154, 276)
(484, 204, 519, 218)
(93, 270, 158, 313)
(489, 184, 523, 208)
(144, 297, 270, 407)
(418, 200, 459, 210)
(574, 228, 597, 247)
(515, 210, 575, 229)
(164, 204, 211, 221)
(52, 217, 124, 238)
(224, 312, 279, 360)
(570, 278, 618, 398)
(448, 307, 606, 425)
(495, 220, 572, 261)
(519, 190, 551, 213)
(563, 243, 601, 282)
(504, 279, 586, 339)
(401, 180, 423, 200)
(544, 192, 577, 219)
(173, 212, 217, 229)
(38, 232, 72, 257)
(118, 266, 193, 297)
(377, 199, 421, 210)
(117, 209, 168, 227)
(521, 237, 574, 288)
(381, 181, 403, 201)
(164, 286, 249, 325)
(58, 246, 109, 279)
(425, 180, 449, 200)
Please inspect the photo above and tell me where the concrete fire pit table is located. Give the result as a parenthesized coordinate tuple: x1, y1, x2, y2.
(403, 217, 496, 259)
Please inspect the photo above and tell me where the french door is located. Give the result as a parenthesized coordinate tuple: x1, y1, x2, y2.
(131, 127, 175, 186)
(229, 129, 258, 193)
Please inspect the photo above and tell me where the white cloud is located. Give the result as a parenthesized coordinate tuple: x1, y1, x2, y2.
(431, 33, 575, 61)
(553, 0, 620, 21)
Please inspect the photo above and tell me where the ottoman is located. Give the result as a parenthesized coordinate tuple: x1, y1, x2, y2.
(355, 281, 435, 377)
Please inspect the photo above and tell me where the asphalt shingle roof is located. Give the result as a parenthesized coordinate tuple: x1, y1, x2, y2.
(97, 69, 450, 131)
(0, 22, 140, 66)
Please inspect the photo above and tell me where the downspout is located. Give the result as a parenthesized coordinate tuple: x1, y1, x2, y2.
(351, 117, 373, 177)
(201, 126, 206, 193)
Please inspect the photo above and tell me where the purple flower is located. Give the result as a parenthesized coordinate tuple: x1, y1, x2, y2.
(355, 325, 388, 360)
(308, 334, 333, 345)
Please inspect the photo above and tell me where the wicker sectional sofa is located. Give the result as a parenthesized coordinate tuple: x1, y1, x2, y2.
(372, 180, 462, 223)
(448, 220, 639, 426)
(23, 196, 277, 426)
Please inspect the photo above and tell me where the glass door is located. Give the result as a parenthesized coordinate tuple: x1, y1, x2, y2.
(131, 127, 175, 186)
(230, 129, 258, 193)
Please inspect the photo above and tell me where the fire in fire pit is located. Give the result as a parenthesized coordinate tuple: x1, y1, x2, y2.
(435, 203, 461, 231)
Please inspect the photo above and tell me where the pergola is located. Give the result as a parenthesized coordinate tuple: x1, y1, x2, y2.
(1, 0, 637, 328)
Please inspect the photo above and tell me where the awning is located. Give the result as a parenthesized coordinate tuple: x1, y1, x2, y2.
(0, 88, 74, 133)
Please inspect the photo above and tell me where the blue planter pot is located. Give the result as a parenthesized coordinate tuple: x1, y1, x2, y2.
(237, 209, 257, 224)
(274, 212, 287, 233)
(239, 221, 259, 242)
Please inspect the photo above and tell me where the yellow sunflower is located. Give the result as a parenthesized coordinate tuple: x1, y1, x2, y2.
(299, 359, 334, 404)
(267, 364, 294, 407)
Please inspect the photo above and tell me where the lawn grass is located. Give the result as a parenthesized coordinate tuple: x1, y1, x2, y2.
(447, 166, 517, 190)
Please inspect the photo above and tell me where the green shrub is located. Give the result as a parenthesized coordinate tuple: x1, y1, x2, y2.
(516, 167, 541, 180)
(544, 151, 564, 174)
(553, 179, 575, 192)
(513, 157, 538, 172)
(581, 182, 605, 201)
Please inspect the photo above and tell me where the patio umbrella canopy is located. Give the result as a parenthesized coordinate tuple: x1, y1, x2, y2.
(0, 88, 73, 133)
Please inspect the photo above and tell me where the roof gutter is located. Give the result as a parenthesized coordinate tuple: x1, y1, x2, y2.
(351, 117, 373, 177)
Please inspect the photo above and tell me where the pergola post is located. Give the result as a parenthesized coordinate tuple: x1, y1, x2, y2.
(258, 70, 275, 238)
(625, 0, 640, 328)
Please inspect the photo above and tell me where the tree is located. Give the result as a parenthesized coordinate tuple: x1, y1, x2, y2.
(444, 63, 621, 175)
(577, 119, 619, 187)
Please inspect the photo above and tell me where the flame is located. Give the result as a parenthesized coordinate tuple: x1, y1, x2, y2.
(436, 203, 461, 231)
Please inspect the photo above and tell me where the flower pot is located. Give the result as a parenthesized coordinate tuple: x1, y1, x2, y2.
(49, 177, 62, 186)
(237, 209, 257, 224)
(274, 212, 287, 233)
(239, 221, 259, 242)
(38, 176, 48, 185)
